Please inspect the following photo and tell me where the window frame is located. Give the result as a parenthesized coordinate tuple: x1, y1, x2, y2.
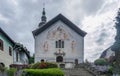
(55, 40, 64, 48)
(16, 52, 19, 62)
(9, 47, 12, 56)
(56, 41, 58, 48)
(62, 41, 64, 48)
(0, 39, 4, 51)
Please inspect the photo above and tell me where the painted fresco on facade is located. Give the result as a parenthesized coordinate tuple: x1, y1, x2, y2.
(43, 41, 49, 52)
(71, 40, 76, 52)
(33, 14, 86, 63)
(47, 26, 70, 40)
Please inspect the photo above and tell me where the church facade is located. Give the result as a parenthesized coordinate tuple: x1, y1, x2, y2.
(33, 8, 86, 63)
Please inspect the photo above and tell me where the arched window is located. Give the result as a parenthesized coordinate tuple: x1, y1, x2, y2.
(59, 40, 61, 48)
(62, 41, 64, 48)
(41, 59, 44, 62)
(56, 41, 58, 48)
(56, 56, 63, 62)
(0, 39, 3, 51)
(55, 40, 64, 48)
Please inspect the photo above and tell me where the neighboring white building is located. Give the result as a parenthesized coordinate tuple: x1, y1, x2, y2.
(33, 8, 86, 63)
(0, 27, 30, 68)
(0, 28, 14, 67)
(13, 43, 30, 65)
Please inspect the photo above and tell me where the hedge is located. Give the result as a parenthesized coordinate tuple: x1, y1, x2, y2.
(22, 68, 64, 76)
(107, 66, 113, 74)
(7, 68, 16, 76)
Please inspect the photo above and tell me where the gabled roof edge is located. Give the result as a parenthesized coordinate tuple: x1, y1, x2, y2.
(0, 27, 15, 45)
(32, 14, 87, 37)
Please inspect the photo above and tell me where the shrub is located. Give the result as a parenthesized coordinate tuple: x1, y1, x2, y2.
(108, 66, 113, 74)
(22, 68, 64, 76)
(39, 62, 47, 69)
(30, 62, 58, 69)
(28, 63, 35, 69)
(45, 62, 58, 68)
(31, 62, 40, 69)
(0, 64, 4, 72)
(7, 68, 16, 76)
(94, 58, 107, 65)
(10, 64, 29, 69)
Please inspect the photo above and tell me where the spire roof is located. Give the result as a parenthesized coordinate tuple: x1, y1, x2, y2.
(42, 8, 45, 16)
(41, 7, 46, 22)
(33, 14, 87, 37)
(39, 5, 47, 27)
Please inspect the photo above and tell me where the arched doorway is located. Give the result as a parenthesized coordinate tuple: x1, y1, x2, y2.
(56, 56, 63, 62)
(41, 59, 44, 62)
(75, 59, 78, 65)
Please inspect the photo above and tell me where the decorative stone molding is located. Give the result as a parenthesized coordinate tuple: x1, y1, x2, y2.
(54, 51, 65, 56)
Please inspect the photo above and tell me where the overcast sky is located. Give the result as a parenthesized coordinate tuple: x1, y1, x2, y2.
(0, 0, 120, 62)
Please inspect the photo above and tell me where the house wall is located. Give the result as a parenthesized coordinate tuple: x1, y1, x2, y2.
(35, 20, 84, 63)
(13, 50, 29, 64)
(0, 35, 13, 67)
(13, 49, 20, 64)
(20, 52, 28, 64)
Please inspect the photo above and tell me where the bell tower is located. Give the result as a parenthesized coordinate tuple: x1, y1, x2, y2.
(39, 4, 47, 27)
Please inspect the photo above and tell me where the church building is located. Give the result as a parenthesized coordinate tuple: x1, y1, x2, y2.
(32, 8, 87, 63)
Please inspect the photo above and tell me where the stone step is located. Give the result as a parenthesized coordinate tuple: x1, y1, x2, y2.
(62, 68, 94, 76)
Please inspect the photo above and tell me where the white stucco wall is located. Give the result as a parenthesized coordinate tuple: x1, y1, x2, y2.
(34, 20, 84, 63)
(0, 35, 13, 67)
(20, 52, 28, 64)
(13, 50, 29, 64)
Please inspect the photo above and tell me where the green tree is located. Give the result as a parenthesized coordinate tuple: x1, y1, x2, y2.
(29, 54, 34, 64)
(111, 8, 120, 75)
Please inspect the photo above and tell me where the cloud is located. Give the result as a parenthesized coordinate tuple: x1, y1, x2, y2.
(82, 1, 119, 61)
(95, 32, 108, 45)
(0, 0, 120, 60)
(0, 0, 17, 21)
(80, 0, 104, 15)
